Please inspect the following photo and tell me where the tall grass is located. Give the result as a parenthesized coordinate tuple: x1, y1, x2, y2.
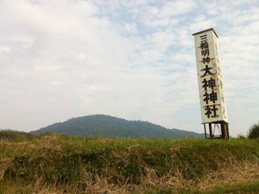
(1, 132, 259, 193)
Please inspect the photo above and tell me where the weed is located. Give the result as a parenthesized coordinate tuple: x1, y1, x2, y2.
(1, 133, 259, 193)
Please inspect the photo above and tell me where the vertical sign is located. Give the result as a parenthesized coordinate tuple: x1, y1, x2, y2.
(193, 28, 228, 124)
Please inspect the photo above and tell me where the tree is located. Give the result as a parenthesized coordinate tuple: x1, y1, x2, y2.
(247, 122, 259, 139)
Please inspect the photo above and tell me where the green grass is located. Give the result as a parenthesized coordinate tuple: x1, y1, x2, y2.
(0, 130, 37, 142)
(201, 181, 259, 194)
(143, 181, 259, 194)
(1, 131, 259, 193)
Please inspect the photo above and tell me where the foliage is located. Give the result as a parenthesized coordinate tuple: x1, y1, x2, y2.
(237, 134, 247, 139)
(201, 181, 259, 194)
(0, 130, 37, 142)
(1, 132, 259, 193)
(31, 114, 204, 139)
(247, 122, 259, 139)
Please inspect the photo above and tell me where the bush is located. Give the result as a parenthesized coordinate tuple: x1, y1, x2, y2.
(247, 122, 259, 139)
(0, 130, 36, 141)
(237, 134, 246, 139)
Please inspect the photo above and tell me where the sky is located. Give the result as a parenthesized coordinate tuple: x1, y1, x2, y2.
(0, 0, 259, 137)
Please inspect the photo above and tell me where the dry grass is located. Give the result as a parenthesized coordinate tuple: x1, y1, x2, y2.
(0, 158, 13, 180)
(77, 159, 259, 194)
(1, 135, 259, 193)
(197, 158, 259, 191)
(27, 159, 259, 194)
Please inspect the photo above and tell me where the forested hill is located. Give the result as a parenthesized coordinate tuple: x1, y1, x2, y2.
(31, 114, 204, 138)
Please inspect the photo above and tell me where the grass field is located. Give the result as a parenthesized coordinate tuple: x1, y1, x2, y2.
(1, 130, 259, 193)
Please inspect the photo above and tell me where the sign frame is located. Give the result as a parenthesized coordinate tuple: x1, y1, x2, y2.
(192, 28, 229, 139)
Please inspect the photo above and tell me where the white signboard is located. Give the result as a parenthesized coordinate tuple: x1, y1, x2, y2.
(193, 28, 228, 123)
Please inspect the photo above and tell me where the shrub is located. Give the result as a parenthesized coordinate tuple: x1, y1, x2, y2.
(247, 122, 259, 139)
(237, 134, 246, 139)
(0, 130, 36, 141)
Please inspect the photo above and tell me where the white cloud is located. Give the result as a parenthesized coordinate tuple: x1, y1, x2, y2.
(0, 0, 258, 137)
(159, 0, 197, 17)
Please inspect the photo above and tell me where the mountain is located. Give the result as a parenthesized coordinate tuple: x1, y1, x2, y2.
(31, 114, 204, 138)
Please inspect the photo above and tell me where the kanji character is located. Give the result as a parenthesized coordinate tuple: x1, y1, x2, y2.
(201, 48, 210, 56)
(202, 56, 210, 64)
(200, 42, 208, 49)
(202, 77, 216, 91)
(201, 65, 214, 77)
(203, 91, 217, 104)
(205, 105, 219, 118)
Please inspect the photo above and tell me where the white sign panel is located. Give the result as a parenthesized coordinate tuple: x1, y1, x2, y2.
(193, 28, 228, 123)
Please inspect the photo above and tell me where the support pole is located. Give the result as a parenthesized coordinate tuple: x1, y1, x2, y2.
(209, 123, 213, 139)
(220, 121, 229, 139)
(203, 122, 229, 140)
(204, 124, 207, 139)
(220, 122, 225, 139)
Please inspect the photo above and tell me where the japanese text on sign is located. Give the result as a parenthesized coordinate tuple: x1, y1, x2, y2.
(193, 28, 228, 123)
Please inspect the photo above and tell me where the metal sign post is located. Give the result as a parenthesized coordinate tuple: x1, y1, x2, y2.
(193, 28, 229, 139)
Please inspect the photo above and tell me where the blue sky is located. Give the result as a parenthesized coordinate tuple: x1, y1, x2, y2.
(0, 0, 259, 136)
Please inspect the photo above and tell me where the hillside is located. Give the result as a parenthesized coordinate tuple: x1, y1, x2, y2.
(31, 114, 204, 138)
(1, 132, 259, 193)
